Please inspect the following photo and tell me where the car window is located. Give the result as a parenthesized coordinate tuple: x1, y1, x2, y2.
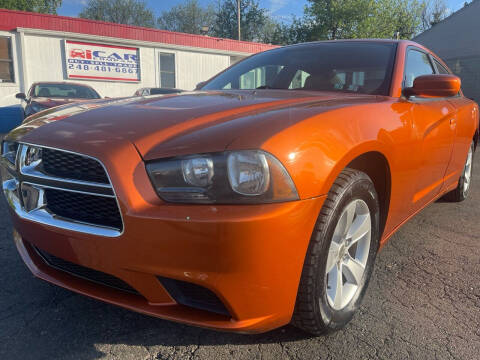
(289, 70, 310, 89)
(404, 49, 435, 88)
(223, 65, 284, 90)
(32, 84, 100, 99)
(433, 59, 450, 74)
(203, 42, 397, 96)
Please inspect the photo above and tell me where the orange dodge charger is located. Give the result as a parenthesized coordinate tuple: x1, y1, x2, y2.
(1, 40, 478, 335)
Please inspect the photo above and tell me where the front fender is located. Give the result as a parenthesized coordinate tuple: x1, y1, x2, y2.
(258, 105, 400, 200)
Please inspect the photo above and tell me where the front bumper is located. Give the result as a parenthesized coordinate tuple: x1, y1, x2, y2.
(10, 190, 325, 333)
(2, 136, 325, 333)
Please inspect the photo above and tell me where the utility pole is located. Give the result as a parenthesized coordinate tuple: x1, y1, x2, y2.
(237, 0, 241, 40)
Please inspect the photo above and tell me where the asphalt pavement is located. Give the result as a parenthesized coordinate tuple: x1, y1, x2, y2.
(0, 157, 479, 360)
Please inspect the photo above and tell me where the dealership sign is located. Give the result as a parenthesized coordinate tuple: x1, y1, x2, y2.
(65, 40, 140, 82)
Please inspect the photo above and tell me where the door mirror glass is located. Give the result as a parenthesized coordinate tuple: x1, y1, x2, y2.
(15, 92, 26, 100)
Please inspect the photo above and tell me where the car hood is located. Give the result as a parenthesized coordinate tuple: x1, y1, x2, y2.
(8, 90, 382, 160)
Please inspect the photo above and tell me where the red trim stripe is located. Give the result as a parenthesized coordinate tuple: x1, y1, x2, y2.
(0, 9, 277, 54)
(66, 40, 138, 51)
(68, 75, 139, 81)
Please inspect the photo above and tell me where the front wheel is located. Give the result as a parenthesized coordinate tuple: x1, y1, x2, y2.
(443, 141, 474, 202)
(292, 168, 380, 335)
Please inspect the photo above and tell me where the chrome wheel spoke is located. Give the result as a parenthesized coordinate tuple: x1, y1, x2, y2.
(330, 264, 343, 309)
(346, 213, 370, 248)
(326, 241, 341, 273)
(343, 202, 356, 236)
(343, 255, 365, 285)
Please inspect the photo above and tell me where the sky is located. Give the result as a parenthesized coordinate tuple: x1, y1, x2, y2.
(58, 0, 470, 23)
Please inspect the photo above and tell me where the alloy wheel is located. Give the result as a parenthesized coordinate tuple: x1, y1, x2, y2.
(325, 199, 372, 310)
(462, 145, 473, 197)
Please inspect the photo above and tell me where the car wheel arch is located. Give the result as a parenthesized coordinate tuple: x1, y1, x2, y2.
(317, 145, 392, 240)
(346, 151, 391, 239)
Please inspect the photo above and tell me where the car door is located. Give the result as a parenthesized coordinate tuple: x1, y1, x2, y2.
(432, 57, 475, 192)
(405, 48, 457, 211)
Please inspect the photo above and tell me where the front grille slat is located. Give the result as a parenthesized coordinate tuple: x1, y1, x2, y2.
(45, 189, 122, 230)
(34, 246, 138, 295)
(41, 148, 110, 184)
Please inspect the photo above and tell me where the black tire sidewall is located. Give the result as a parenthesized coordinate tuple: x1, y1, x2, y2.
(315, 176, 380, 330)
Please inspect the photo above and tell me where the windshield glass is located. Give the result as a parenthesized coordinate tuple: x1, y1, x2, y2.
(32, 83, 100, 99)
(202, 42, 397, 96)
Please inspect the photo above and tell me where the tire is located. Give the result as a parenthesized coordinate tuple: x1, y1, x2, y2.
(443, 141, 474, 202)
(292, 168, 380, 335)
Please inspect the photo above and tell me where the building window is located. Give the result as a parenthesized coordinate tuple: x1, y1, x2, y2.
(159, 53, 175, 88)
(0, 37, 14, 83)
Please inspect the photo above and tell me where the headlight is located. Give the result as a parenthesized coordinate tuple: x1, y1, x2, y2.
(1, 141, 19, 169)
(146, 150, 298, 204)
(30, 102, 48, 114)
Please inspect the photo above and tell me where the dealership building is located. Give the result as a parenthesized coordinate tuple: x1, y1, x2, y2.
(0, 8, 275, 110)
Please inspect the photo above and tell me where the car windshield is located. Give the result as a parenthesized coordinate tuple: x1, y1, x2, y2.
(32, 83, 100, 99)
(202, 42, 397, 96)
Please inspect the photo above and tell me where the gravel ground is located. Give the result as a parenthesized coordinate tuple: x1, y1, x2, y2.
(0, 158, 479, 360)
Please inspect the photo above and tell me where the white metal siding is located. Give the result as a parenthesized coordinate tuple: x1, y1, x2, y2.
(175, 50, 230, 90)
(0, 31, 240, 107)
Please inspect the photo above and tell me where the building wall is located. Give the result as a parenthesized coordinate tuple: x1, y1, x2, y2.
(414, 0, 480, 101)
(0, 31, 239, 107)
(20, 33, 233, 100)
(175, 49, 230, 90)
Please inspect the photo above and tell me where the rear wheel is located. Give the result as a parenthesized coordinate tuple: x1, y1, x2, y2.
(443, 141, 474, 202)
(293, 168, 380, 335)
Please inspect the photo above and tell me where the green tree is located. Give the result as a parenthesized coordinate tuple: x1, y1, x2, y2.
(306, 0, 376, 40)
(212, 0, 268, 41)
(421, 0, 449, 29)
(157, 0, 215, 35)
(79, 0, 155, 28)
(260, 17, 312, 45)
(0, 0, 62, 14)
(305, 0, 426, 40)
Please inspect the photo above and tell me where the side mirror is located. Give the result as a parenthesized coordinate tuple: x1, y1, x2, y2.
(15, 92, 26, 100)
(195, 81, 206, 90)
(403, 74, 461, 98)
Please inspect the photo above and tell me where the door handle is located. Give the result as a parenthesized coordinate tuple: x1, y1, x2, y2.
(450, 118, 456, 126)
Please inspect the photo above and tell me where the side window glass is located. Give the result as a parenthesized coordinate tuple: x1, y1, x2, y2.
(289, 70, 310, 89)
(232, 65, 284, 89)
(434, 59, 450, 74)
(404, 50, 435, 88)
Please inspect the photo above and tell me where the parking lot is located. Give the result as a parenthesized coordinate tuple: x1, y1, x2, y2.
(0, 158, 478, 360)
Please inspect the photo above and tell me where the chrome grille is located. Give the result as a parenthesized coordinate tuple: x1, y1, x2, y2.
(1, 143, 123, 237)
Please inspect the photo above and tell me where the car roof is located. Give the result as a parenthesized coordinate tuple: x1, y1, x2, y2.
(275, 39, 427, 51)
(31, 81, 95, 88)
